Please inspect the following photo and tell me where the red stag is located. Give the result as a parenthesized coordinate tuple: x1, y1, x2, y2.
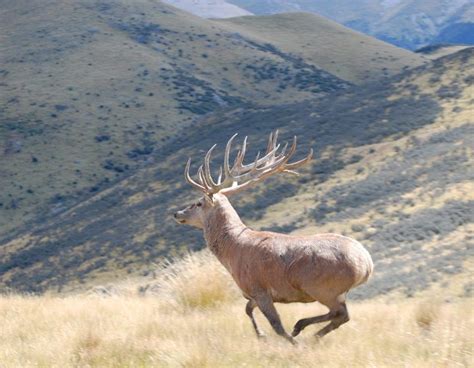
(174, 131, 373, 343)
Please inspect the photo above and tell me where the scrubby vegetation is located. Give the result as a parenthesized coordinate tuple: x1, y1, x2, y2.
(0, 251, 472, 367)
(1, 47, 472, 294)
(1, 0, 354, 235)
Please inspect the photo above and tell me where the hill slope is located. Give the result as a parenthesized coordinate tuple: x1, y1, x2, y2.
(227, 0, 474, 50)
(1, 0, 351, 235)
(1, 48, 472, 296)
(0, 0, 427, 237)
(214, 12, 425, 83)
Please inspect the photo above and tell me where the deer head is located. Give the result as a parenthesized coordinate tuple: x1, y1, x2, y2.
(173, 131, 313, 228)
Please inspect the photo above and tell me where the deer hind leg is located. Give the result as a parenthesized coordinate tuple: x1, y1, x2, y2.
(314, 302, 350, 338)
(254, 294, 296, 344)
(291, 311, 333, 337)
(245, 299, 266, 338)
(292, 299, 350, 338)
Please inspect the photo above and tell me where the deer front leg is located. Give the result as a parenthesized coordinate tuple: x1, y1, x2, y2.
(254, 294, 296, 344)
(245, 299, 266, 338)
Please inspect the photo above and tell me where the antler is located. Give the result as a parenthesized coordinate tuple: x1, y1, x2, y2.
(184, 130, 313, 196)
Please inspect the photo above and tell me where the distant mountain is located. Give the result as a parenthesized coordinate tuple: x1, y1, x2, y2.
(162, 0, 252, 18)
(1, 48, 472, 295)
(432, 2, 474, 45)
(227, 0, 474, 50)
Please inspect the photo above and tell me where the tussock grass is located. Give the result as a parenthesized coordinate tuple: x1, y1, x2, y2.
(415, 299, 442, 330)
(151, 251, 240, 311)
(1, 252, 473, 367)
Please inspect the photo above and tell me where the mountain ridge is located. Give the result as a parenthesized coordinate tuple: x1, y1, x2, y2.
(226, 0, 474, 50)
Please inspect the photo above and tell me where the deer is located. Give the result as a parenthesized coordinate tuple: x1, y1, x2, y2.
(173, 131, 373, 344)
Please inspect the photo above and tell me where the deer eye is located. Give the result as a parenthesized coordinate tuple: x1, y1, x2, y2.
(196, 202, 202, 207)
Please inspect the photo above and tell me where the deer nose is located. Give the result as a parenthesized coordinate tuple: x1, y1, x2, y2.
(173, 213, 178, 218)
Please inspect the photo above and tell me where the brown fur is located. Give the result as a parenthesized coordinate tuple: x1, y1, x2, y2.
(175, 193, 373, 343)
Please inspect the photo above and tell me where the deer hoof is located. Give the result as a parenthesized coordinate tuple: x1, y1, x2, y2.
(291, 322, 304, 337)
(287, 336, 298, 345)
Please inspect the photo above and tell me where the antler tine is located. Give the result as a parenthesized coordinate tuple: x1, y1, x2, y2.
(266, 131, 274, 154)
(203, 144, 219, 188)
(231, 135, 248, 173)
(273, 130, 279, 150)
(224, 133, 238, 180)
(198, 164, 217, 192)
(216, 166, 223, 185)
(197, 165, 207, 187)
(268, 140, 288, 164)
(285, 136, 297, 162)
(258, 136, 295, 169)
(264, 136, 297, 171)
(284, 148, 314, 171)
(264, 129, 278, 161)
(251, 151, 261, 173)
(185, 158, 207, 192)
(279, 141, 288, 156)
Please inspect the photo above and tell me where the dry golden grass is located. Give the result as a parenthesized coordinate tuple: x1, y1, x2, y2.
(1, 251, 473, 367)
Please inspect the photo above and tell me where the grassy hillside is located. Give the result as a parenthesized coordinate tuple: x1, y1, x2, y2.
(1, 0, 354, 235)
(228, 0, 474, 50)
(215, 12, 426, 83)
(1, 251, 472, 367)
(1, 48, 472, 295)
(247, 49, 474, 299)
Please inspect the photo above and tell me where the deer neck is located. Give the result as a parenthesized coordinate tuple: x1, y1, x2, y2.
(203, 195, 247, 262)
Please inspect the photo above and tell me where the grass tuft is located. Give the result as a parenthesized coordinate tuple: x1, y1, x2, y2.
(155, 250, 240, 310)
(415, 300, 441, 330)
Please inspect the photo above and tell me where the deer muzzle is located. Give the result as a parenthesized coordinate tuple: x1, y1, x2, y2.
(173, 211, 186, 224)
